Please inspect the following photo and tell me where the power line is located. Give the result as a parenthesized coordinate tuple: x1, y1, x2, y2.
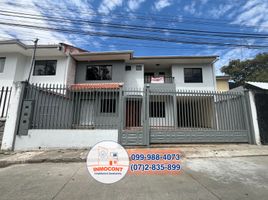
(1, 9, 268, 40)
(1, 20, 268, 48)
(1, 1, 267, 30)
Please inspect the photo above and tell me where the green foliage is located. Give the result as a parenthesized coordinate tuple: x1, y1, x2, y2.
(221, 53, 268, 86)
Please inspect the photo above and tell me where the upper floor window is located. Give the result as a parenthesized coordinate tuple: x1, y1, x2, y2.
(184, 68, 203, 83)
(86, 65, 112, 80)
(33, 60, 57, 76)
(0, 57, 5, 73)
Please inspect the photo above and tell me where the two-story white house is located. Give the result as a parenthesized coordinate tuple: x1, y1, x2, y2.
(0, 40, 252, 150)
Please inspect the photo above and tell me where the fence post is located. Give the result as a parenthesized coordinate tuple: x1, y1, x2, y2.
(118, 85, 123, 144)
(173, 90, 178, 129)
(144, 85, 150, 146)
(1, 81, 27, 150)
(243, 89, 256, 144)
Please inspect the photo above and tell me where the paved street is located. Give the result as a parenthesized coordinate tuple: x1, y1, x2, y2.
(0, 156, 268, 200)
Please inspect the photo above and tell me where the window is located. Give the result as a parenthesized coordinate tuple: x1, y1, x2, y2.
(136, 65, 142, 71)
(86, 65, 112, 80)
(125, 65, 131, 71)
(184, 68, 203, 83)
(33, 60, 57, 76)
(0, 57, 5, 73)
(100, 99, 116, 113)
(149, 101, 165, 118)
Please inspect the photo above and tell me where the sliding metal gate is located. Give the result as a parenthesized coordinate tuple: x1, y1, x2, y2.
(120, 88, 253, 146)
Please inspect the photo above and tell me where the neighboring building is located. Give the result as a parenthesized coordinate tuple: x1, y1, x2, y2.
(216, 75, 230, 91)
(245, 82, 268, 145)
(0, 40, 255, 150)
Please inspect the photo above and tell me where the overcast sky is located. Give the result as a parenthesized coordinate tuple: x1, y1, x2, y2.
(0, 0, 267, 74)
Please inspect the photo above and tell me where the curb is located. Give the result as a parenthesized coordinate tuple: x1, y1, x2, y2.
(1, 152, 268, 168)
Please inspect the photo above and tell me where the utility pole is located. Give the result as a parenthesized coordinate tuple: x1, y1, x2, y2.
(27, 38, 39, 83)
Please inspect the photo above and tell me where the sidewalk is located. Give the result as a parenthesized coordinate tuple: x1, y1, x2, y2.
(1, 144, 268, 168)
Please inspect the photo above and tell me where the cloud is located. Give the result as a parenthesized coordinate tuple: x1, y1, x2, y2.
(232, 0, 268, 32)
(183, 1, 197, 15)
(98, 0, 123, 14)
(127, 0, 145, 11)
(154, 0, 172, 11)
(208, 4, 233, 19)
(0, 0, 70, 44)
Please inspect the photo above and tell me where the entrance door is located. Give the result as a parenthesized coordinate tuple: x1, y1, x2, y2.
(79, 100, 94, 126)
(125, 98, 142, 128)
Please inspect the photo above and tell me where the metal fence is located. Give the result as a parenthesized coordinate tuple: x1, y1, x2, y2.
(0, 86, 12, 119)
(19, 83, 252, 144)
(23, 84, 120, 129)
(121, 88, 251, 145)
(145, 89, 247, 131)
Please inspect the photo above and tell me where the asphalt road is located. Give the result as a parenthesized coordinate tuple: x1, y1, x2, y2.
(0, 156, 267, 200)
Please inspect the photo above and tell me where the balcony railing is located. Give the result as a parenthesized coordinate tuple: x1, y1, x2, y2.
(144, 76, 174, 84)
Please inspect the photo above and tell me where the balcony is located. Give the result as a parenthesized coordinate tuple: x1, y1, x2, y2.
(144, 76, 174, 84)
(144, 75, 175, 90)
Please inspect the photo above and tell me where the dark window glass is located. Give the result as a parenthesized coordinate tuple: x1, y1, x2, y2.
(100, 99, 116, 113)
(136, 65, 142, 71)
(125, 65, 131, 71)
(86, 65, 112, 80)
(184, 68, 203, 83)
(159, 72, 165, 75)
(149, 101, 165, 118)
(33, 60, 57, 76)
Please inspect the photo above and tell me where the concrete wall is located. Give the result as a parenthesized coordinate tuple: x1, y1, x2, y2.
(29, 56, 69, 85)
(216, 79, 229, 91)
(124, 64, 144, 89)
(14, 129, 118, 150)
(0, 53, 69, 87)
(171, 63, 216, 91)
(66, 56, 76, 85)
(0, 53, 20, 87)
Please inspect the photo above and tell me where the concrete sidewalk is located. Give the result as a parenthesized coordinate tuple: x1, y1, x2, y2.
(1, 144, 268, 168)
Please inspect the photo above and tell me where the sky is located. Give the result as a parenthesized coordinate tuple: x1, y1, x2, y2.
(0, 0, 268, 74)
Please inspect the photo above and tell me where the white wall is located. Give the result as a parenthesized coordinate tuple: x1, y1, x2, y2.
(29, 56, 69, 85)
(14, 129, 118, 150)
(249, 90, 261, 145)
(0, 53, 69, 87)
(172, 63, 216, 91)
(0, 53, 20, 87)
(65, 56, 76, 85)
(124, 64, 144, 89)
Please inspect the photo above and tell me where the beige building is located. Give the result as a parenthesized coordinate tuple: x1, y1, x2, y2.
(216, 75, 230, 91)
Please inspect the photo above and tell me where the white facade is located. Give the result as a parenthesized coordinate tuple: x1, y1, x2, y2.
(172, 63, 216, 91)
(0, 40, 219, 150)
(0, 40, 218, 90)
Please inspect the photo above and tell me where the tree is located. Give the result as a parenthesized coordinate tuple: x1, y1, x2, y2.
(221, 53, 268, 86)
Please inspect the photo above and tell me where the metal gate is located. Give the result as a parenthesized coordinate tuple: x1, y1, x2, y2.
(120, 88, 253, 145)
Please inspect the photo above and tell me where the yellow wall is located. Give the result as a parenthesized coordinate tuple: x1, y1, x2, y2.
(216, 79, 229, 91)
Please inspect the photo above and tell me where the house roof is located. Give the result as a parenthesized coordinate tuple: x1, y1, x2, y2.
(246, 82, 268, 90)
(216, 75, 230, 80)
(0, 39, 86, 56)
(70, 83, 123, 90)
